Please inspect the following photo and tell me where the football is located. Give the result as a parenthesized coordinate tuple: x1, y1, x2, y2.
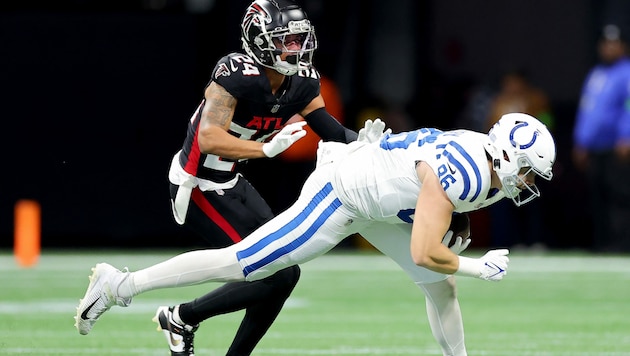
(449, 213, 471, 240)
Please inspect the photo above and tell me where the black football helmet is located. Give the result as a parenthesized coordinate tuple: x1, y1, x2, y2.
(241, 0, 318, 75)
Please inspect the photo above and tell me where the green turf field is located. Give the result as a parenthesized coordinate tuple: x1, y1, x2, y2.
(1, 249, 629, 355)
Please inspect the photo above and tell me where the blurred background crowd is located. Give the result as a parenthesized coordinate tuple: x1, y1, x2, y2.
(2, 0, 630, 252)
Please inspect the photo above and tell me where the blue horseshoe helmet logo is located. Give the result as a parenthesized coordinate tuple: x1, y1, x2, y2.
(509, 121, 539, 149)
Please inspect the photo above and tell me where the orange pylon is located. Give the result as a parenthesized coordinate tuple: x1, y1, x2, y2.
(14, 200, 41, 267)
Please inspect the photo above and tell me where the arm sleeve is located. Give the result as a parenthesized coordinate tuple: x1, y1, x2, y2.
(304, 107, 358, 143)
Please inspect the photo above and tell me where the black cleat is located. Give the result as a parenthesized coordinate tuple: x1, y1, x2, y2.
(153, 306, 199, 356)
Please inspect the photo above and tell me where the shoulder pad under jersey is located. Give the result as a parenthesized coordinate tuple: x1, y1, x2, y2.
(211, 53, 267, 99)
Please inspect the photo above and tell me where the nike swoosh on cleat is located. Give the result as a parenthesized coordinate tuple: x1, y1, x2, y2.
(167, 323, 182, 347)
(170, 333, 182, 347)
(80, 299, 100, 320)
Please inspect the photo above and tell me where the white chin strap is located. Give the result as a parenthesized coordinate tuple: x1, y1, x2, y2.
(272, 56, 299, 76)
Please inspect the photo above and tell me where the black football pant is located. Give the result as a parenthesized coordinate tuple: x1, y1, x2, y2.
(169, 178, 301, 355)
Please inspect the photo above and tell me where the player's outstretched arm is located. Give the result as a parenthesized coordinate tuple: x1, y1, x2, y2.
(301, 94, 358, 143)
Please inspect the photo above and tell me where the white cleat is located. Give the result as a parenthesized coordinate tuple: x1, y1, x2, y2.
(74, 263, 132, 335)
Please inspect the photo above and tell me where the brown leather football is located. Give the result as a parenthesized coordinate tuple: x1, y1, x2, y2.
(449, 213, 471, 240)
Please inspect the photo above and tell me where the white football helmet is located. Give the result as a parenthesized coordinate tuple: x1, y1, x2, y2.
(485, 113, 556, 206)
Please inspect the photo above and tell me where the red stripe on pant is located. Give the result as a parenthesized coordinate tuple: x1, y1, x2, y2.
(191, 187, 243, 243)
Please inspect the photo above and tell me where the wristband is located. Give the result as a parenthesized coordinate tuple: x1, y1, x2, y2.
(455, 256, 481, 278)
(262, 142, 276, 157)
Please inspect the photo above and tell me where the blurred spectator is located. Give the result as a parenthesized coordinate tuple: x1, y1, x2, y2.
(454, 80, 495, 132)
(486, 68, 556, 250)
(486, 68, 555, 132)
(572, 24, 630, 252)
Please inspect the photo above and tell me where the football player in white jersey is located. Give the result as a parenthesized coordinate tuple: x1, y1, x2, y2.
(76, 113, 556, 356)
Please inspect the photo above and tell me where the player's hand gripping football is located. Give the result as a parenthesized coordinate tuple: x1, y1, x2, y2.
(442, 212, 471, 255)
(442, 231, 471, 255)
(262, 121, 308, 157)
(357, 118, 392, 143)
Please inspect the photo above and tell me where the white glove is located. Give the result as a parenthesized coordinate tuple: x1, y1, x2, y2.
(456, 249, 509, 281)
(478, 249, 509, 281)
(262, 121, 307, 157)
(441, 230, 471, 255)
(357, 118, 392, 143)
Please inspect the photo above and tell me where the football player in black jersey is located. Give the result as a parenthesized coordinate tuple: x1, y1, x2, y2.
(154, 1, 368, 355)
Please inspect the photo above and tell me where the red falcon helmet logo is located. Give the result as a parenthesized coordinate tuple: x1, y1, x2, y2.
(242, 2, 271, 35)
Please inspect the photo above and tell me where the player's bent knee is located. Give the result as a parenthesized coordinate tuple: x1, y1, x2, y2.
(420, 276, 457, 299)
(265, 265, 301, 291)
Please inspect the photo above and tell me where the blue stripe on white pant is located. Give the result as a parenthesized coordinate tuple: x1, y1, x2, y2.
(236, 182, 341, 278)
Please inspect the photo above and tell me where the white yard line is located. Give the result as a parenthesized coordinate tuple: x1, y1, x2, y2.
(1, 250, 629, 272)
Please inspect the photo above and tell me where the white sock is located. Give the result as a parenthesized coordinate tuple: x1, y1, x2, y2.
(420, 277, 467, 356)
(116, 247, 245, 299)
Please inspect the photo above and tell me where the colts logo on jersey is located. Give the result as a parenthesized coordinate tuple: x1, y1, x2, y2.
(242, 3, 271, 35)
